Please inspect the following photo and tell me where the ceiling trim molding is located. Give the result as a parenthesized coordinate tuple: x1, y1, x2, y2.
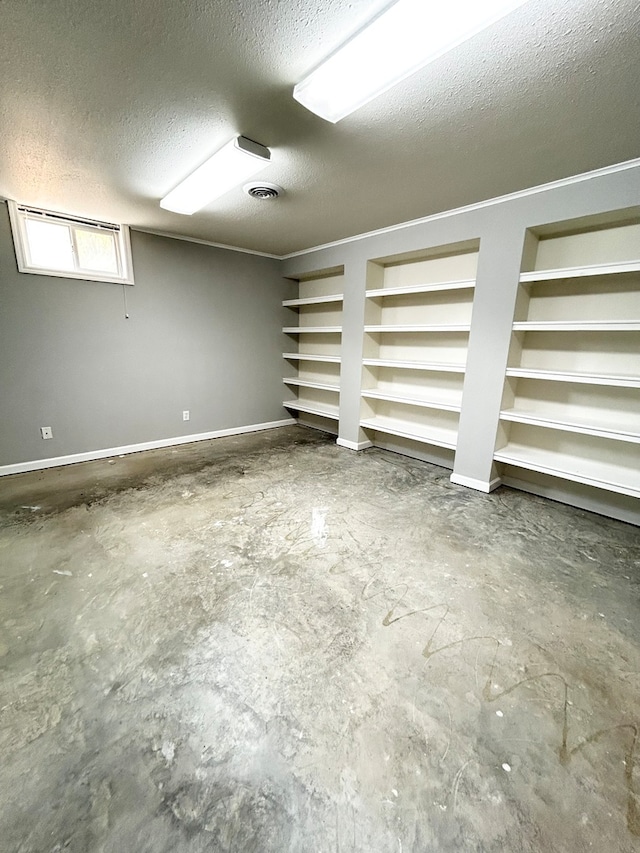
(5, 157, 639, 261)
(132, 227, 281, 260)
(0, 200, 279, 259)
(280, 157, 640, 260)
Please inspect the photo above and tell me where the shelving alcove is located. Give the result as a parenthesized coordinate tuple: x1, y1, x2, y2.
(359, 241, 479, 467)
(282, 267, 344, 435)
(494, 209, 640, 523)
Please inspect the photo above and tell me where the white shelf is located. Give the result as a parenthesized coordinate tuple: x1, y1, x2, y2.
(362, 248, 475, 459)
(365, 324, 471, 333)
(283, 326, 342, 334)
(282, 270, 343, 438)
(500, 408, 640, 443)
(283, 378, 340, 393)
(494, 443, 640, 499)
(364, 358, 466, 373)
(520, 261, 640, 283)
(284, 400, 340, 420)
(283, 353, 341, 364)
(494, 216, 640, 513)
(282, 294, 344, 307)
(366, 279, 475, 298)
(360, 417, 457, 450)
(512, 320, 640, 332)
(505, 367, 640, 389)
(362, 389, 461, 412)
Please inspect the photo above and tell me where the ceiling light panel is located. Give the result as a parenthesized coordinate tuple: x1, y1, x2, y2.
(160, 136, 271, 215)
(293, 0, 530, 123)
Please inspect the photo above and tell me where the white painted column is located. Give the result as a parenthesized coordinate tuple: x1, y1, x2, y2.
(451, 224, 526, 491)
(337, 257, 371, 450)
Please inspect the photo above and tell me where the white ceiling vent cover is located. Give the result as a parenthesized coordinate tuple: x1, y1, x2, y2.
(243, 182, 283, 200)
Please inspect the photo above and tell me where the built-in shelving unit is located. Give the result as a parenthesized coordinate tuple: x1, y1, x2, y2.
(359, 242, 479, 463)
(495, 213, 640, 503)
(282, 268, 344, 434)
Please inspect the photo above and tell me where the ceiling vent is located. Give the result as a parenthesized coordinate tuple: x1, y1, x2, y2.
(243, 182, 283, 200)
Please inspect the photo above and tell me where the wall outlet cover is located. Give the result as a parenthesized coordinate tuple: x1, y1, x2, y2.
(183, 410, 190, 421)
(40, 426, 53, 439)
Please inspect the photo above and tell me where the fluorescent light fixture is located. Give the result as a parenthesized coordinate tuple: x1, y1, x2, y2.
(293, 0, 530, 123)
(160, 136, 271, 215)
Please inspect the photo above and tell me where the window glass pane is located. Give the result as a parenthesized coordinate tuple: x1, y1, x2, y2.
(25, 219, 75, 270)
(75, 228, 119, 274)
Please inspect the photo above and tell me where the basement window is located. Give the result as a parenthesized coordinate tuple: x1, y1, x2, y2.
(8, 201, 134, 285)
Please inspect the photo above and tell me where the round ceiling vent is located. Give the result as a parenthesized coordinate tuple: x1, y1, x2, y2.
(243, 182, 283, 200)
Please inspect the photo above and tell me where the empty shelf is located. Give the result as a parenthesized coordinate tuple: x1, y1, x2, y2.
(362, 389, 461, 412)
(282, 326, 342, 334)
(494, 443, 640, 499)
(365, 279, 475, 298)
(284, 400, 340, 420)
(500, 408, 640, 443)
(363, 358, 466, 373)
(512, 320, 640, 332)
(520, 261, 640, 283)
(282, 294, 343, 307)
(360, 417, 457, 450)
(283, 353, 341, 364)
(365, 324, 471, 333)
(283, 378, 340, 392)
(505, 367, 640, 389)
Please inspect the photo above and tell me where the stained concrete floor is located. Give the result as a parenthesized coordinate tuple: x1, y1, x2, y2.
(1, 425, 639, 853)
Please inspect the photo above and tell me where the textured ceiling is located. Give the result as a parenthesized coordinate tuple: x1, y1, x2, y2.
(0, 0, 638, 256)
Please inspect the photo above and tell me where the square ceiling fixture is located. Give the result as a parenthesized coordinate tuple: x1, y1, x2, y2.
(293, 0, 530, 123)
(160, 136, 271, 215)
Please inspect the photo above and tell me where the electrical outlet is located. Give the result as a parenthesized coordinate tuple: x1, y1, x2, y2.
(183, 410, 190, 421)
(40, 426, 53, 440)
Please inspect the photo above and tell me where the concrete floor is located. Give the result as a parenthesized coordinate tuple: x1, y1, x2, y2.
(1, 425, 639, 853)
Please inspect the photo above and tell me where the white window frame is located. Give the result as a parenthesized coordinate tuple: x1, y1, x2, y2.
(7, 201, 135, 285)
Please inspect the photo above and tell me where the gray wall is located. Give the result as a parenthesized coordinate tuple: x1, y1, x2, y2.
(0, 203, 293, 466)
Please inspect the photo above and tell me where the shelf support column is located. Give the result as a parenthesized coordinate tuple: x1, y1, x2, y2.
(337, 257, 371, 450)
(451, 224, 526, 491)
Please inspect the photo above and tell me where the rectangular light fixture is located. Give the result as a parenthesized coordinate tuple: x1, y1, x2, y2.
(293, 0, 530, 123)
(160, 136, 271, 215)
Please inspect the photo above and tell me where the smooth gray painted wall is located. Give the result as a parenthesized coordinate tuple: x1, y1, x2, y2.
(0, 204, 293, 466)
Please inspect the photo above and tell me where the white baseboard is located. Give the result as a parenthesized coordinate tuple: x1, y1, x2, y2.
(0, 418, 296, 477)
(450, 473, 502, 493)
(336, 438, 373, 451)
